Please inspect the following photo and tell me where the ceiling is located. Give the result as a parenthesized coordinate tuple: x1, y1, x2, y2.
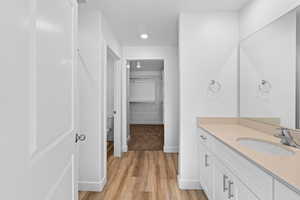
(91, 0, 252, 46)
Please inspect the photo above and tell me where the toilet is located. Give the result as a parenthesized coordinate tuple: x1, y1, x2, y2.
(107, 116, 114, 141)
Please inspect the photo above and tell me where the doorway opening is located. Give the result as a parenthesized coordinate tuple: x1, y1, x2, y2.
(106, 47, 121, 160)
(127, 60, 164, 151)
(106, 49, 115, 160)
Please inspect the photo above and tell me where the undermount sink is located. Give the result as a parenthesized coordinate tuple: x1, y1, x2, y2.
(237, 138, 295, 156)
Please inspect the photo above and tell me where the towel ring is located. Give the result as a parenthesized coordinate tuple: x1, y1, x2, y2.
(208, 80, 221, 93)
(258, 80, 272, 94)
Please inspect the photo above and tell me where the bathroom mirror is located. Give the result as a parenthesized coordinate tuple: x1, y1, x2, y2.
(239, 7, 300, 129)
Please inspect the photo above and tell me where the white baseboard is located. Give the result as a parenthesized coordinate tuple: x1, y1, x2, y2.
(164, 145, 179, 153)
(78, 177, 106, 192)
(177, 175, 202, 190)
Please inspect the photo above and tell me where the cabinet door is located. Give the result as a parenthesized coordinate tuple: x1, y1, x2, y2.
(203, 151, 213, 199)
(235, 179, 259, 200)
(227, 171, 259, 200)
(214, 159, 258, 200)
(214, 161, 228, 200)
(199, 143, 205, 181)
(205, 151, 213, 199)
(199, 143, 214, 199)
(274, 180, 300, 200)
(199, 143, 208, 194)
(214, 159, 237, 200)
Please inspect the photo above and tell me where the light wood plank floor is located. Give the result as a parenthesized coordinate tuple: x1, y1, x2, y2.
(79, 151, 207, 200)
(107, 141, 113, 158)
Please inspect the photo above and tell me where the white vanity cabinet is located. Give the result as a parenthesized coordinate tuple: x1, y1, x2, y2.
(199, 128, 266, 200)
(213, 159, 232, 200)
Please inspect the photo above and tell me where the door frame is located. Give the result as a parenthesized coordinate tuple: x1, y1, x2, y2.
(105, 46, 122, 157)
(102, 43, 122, 186)
(121, 58, 165, 152)
(112, 52, 122, 157)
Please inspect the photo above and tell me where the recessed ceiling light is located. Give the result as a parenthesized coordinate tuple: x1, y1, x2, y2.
(140, 34, 149, 40)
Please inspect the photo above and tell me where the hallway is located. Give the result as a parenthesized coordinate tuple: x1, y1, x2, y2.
(79, 151, 207, 200)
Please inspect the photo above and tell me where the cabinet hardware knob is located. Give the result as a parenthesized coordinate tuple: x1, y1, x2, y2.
(200, 135, 207, 140)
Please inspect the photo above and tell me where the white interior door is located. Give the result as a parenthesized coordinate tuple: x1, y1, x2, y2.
(31, 0, 78, 199)
(1, 1, 33, 199)
(113, 60, 122, 157)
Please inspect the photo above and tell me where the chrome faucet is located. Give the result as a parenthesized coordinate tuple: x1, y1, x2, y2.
(274, 128, 300, 149)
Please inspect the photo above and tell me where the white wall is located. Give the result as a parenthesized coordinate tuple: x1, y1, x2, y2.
(239, 0, 300, 40)
(123, 46, 179, 153)
(178, 12, 239, 189)
(78, 3, 122, 191)
(102, 18, 122, 58)
(240, 11, 297, 129)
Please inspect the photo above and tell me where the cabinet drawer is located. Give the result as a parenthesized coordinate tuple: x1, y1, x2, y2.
(212, 137, 273, 200)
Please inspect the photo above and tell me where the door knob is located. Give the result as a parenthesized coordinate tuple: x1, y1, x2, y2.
(113, 110, 117, 114)
(75, 133, 86, 143)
